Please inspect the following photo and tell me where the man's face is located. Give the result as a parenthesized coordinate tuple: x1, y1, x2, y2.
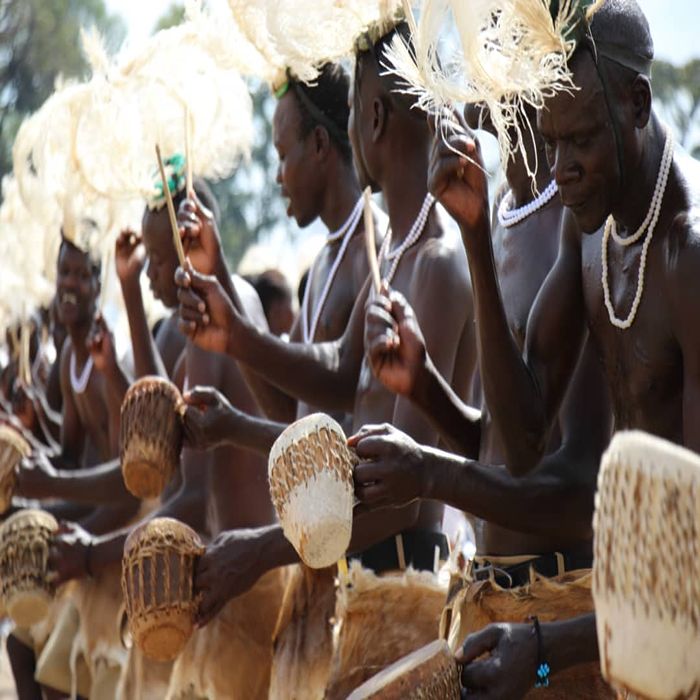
(273, 91, 323, 228)
(142, 208, 179, 309)
(539, 51, 623, 233)
(56, 244, 99, 328)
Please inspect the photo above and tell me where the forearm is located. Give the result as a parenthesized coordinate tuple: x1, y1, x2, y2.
(238, 368, 298, 423)
(79, 499, 140, 536)
(121, 280, 168, 379)
(465, 229, 548, 468)
(220, 411, 288, 456)
(43, 459, 134, 504)
(542, 613, 599, 673)
(103, 361, 132, 418)
(423, 448, 594, 540)
(411, 358, 481, 457)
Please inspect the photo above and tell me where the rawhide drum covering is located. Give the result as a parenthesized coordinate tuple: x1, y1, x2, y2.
(347, 639, 460, 699)
(120, 376, 185, 499)
(268, 413, 355, 568)
(121, 517, 204, 661)
(0, 424, 31, 512)
(0, 509, 58, 626)
(593, 431, 700, 700)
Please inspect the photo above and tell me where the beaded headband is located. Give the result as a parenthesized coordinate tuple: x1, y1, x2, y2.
(147, 153, 187, 211)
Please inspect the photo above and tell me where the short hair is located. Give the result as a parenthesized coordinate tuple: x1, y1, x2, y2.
(250, 269, 293, 316)
(292, 63, 353, 163)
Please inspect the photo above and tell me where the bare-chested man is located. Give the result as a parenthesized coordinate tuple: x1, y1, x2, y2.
(176, 21, 475, 697)
(355, 1, 700, 696)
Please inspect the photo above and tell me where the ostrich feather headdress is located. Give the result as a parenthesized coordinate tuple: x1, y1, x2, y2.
(383, 0, 606, 177)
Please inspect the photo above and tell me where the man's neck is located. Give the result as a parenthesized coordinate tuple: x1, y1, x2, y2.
(68, 324, 91, 366)
(612, 115, 667, 233)
(319, 162, 363, 234)
(382, 143, 431, 246)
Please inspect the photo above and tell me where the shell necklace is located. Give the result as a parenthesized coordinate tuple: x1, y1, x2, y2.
(301, 196, 364, 343)
(497, 180, 558, 228)
(70, 351, 94, 394)
(601, 129, 674, 330)
(377, 193, 436, 285)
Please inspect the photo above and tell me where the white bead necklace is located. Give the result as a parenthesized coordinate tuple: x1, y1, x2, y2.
(301, 196, 365, 343)
(378, 193, 436, 285)
(70, 351, 94, 394)
(601, 129, 674, 330)
(497, 180, 558, 228)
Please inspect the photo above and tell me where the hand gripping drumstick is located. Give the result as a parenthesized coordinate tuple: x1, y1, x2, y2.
(155, 144, 187, 267)
(363, 187, 381, 294)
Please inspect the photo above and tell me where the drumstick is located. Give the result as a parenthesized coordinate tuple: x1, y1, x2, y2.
(155, 144, 187, 267)
(363, 187, 381, 294)
(185, 107, 194, 199)
(20, 321, 31, 386)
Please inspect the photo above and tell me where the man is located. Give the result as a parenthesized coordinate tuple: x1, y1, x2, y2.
(248, 269, 296, 336)
(182, 62, 379, 699)
(360, 0, 700, 695)
(176, 21, 475, 697)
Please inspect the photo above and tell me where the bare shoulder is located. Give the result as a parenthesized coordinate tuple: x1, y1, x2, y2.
(232, 274, 269, 331)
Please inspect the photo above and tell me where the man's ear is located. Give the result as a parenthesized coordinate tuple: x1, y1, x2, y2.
(631, 74, 652, 129)
(371, 96, 388, 143)
(313, 125, 332, 160)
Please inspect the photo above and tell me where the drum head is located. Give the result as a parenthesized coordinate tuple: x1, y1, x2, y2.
(136, 613, 193, 662)
(7, 589, 52, 627)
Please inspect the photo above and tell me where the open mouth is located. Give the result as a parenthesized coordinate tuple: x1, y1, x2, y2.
(60, 292, 78, 305)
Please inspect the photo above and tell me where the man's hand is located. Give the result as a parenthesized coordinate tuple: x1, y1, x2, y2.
(456, 622, 538, 700)
(349, 424, 428, 508)
(177, 193, 224, 276)
(428, 114, 490, 236)
(115, 229, 145, 287)
(365, 287, 429, 398)
(183, 386, 240, 450)
(48, 521, 95, 585)
(16, 452, 57, 500)
(193, 529, 266, 627)
(176, 263, 244, 356)
(87, 313, 118, 375)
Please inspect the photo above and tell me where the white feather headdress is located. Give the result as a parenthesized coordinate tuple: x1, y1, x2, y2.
(384, 0, 605, 176)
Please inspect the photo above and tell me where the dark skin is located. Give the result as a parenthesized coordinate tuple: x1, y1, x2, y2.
(184, 86, 373, 453)
(434, 49, 700, 694)
(355, 106, 612, 555)
(174, 49, 476, 623)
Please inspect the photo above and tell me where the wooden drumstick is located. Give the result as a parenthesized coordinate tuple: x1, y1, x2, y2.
(155, 144, 186, 267)
(363, 187, 381, 294)
(20, 321, 31, 386)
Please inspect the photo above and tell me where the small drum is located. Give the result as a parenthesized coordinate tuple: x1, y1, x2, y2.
(269, 413, 355, 568)
(0, 509, 58, 626)
(347, 640, 460, 699)
(121, 517, 204, 661)
(0, 423, 31, 513)
(593, 431, 700, 700)
(120, 376, 185, 499)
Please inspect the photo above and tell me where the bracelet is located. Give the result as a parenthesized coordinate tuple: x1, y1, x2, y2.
(529, 616, 551, 688)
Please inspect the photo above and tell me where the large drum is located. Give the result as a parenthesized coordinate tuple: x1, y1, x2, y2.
(347, 640, 460, 699)
(268, 413, 355, 568)
(0, 509, 58, 626)
(0, 423, 31, 513)
(121, 517, 204, 661)
(593, 431, 700, 700)
(120, 376, 184, 499)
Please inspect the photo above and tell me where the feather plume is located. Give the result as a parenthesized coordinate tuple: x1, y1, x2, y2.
(383, 0, 590, 177)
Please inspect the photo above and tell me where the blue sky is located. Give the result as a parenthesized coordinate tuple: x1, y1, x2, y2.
(108, 0, 698, 65)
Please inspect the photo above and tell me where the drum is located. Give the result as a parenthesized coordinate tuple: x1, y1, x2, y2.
(347, 639, 460, 699)
(0, 423, 31, 513)
(120, 376, 184, 499)
(0, 509, 58, 626)
(593, 431, 700, 700)
(121, 517, 204, 661)
(269, 413, 355, 568)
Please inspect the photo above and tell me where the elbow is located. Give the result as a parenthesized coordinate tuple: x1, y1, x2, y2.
(504, 440, 547, 477)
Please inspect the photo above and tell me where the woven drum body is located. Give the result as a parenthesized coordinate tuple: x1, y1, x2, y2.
(269, 413, 355, 569)
(593, 431, 700, 700)
(0, 424, 31, 513)
(120, 377, 184, 499)
(121, 517, 204, 662)
(347, 640, 460, 699)
(0, 509, 58, 626)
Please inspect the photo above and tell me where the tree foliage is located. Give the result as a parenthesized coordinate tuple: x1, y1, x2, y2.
(652, 58, 700, 158)
(0, 0, 125, 180)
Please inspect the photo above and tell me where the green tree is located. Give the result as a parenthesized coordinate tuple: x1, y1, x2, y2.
(0, 0, 125, 180)
(652, 58, 700, 158)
